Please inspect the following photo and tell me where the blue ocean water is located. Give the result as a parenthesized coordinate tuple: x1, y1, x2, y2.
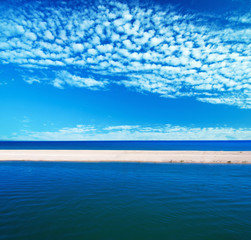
(0, 162, 251, 240)
(0, 140, 250, 151)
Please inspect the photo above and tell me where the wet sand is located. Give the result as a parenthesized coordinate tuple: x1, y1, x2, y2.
(0, 150, 250, 164)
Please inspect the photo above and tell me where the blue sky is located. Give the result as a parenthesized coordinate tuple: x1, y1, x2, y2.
(0, 0, 250, 140)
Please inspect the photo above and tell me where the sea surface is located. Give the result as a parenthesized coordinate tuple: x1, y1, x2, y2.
(0, 162, 251, 240)
(0, 140, 251, 151)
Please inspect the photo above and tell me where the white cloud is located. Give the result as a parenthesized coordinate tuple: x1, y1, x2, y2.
(97, 44, 113, 53)
(52, 71, 106, 89)
(123, 39, 135, 50)
(0, 42, 9, 50)
(24, 31, 37, 41)
(72, 43, 84, 52)
(122, 11, 133, 21)
(92, 35, 101, 45)
(7, 124, 251, 140)
(95, 25, 103, 35)
(24, 77, 41, 84)
(53, 78, 65, 89)
(114, 18, 125, 27)
(0, 0, 250, 108)
(104, 125, 139, 131)
(44, 30, 54, 40)
(87, 48, 97, 55)
(16, 25, 25, 34)
(150, 37, 163, 46)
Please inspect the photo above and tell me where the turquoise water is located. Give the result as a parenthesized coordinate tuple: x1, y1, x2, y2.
(0, 162, 251, 240)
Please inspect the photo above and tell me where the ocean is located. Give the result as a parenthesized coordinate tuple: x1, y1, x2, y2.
(0, 140, 251, 151)
(0, 162, 251, 239)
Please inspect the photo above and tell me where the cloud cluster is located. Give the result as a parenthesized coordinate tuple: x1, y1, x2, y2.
(53, 71, 106, 89)
(0, 0, 250, 108)
(8, 124, 251, 140)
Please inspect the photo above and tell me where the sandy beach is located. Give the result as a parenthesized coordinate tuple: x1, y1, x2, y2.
(0, 150, 250, 164)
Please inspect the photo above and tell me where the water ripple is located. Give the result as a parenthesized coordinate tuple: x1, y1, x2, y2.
(0, 162, 251, 240)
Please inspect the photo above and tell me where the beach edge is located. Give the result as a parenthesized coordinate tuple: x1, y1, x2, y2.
(0, 150, 251, 164)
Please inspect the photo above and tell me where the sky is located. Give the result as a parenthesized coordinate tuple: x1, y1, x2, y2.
(0, 0, 250, 140)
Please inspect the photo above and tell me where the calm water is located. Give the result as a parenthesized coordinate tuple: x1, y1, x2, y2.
(1, 140, 251, 151)
(0, 162, 251, 240)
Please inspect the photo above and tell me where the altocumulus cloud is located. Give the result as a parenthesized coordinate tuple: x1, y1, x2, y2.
(0, 0, 250, 108)
(9, 124, 251, 140)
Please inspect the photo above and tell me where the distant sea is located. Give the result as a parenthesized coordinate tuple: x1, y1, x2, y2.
(0, 140, 251, 151)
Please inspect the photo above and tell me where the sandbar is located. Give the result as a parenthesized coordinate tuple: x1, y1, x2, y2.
(0, 150, 250, 164)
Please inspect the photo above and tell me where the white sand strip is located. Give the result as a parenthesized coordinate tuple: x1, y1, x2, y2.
(0, 150, 250, 164)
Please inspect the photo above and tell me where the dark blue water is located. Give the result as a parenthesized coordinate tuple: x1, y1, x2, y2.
(0, 141, 251, 151)
(0, 162, 251, 240)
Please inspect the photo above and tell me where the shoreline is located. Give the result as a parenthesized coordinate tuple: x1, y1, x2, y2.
(0, 150, 251, 164)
